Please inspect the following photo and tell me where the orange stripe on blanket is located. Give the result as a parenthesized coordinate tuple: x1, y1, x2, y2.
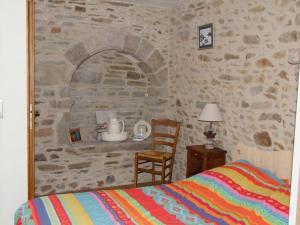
(48, 195, 72, 225)
(28, 200, 41, 225)
(124, 188, 186, 225)
(228, 162, 284, 186)
(218, 166, 290, 196)
(107, 190, 155, 225)
(178, 181, 270, 225)
(164, 184, 244, 225)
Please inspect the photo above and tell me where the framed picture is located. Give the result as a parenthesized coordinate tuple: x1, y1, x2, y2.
(198, 23, 213, 49)
(70, 128, 81, 143)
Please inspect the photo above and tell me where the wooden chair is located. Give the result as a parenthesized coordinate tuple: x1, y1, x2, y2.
(134, 119, 181, 187)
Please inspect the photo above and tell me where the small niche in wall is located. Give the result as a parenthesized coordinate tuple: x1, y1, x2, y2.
(69, 50, 150, 143)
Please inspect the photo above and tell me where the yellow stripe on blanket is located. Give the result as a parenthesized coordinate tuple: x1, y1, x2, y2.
(58, 194, 94, 225)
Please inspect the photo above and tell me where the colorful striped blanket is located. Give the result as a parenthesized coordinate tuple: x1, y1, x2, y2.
(15, 161, 290, 225)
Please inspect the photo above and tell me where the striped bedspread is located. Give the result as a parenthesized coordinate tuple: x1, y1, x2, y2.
(15, 160, 290, 225)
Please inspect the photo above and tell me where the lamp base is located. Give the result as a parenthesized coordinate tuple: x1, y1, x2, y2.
(204, 138, 215, 149)
(203, 127, 216, 150)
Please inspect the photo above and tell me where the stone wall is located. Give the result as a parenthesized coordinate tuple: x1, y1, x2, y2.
(34, 0, 300, 195)
(169, 0, 300, 180)
(34, 0, 170, 196)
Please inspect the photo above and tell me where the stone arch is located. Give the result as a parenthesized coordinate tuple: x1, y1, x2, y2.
(54, 31, 169, 145)
(64, 31, 167, 84)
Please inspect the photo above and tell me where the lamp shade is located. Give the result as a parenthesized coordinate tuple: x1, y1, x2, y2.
(198, 103, 222, 122)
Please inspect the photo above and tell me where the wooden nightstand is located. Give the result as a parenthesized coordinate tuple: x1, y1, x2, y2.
(186, 145, 227, 178)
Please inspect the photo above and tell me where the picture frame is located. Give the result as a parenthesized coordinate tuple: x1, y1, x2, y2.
(69, 128, 81, 143)
(198, 23, 213, 49)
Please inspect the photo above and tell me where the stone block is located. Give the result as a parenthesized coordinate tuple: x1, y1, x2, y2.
(110, 65, 135, 71)
(108, 2, 132, 7)
(132, 91, 145, 97)
(146, 50, 166, 72)
(41, 185, 53, 192)
(50, 154, 60, 159)
(278, 31, 299, 43)
(127, 81, 146, 86)
(135, 39, 154, 61)
(103, 79, 125, 86)
(248, 6, 265, 12)
(126, 71, 141, 80)
(36, 63, 69, 86)
(38, 164, 65, 171)
(75, 6, 86, 12)
(69, 182, 78, 188)
(51, 26, 61, 33)
(123, 35, 140, 54)
(41, 119, 54, 126)
(105, 175, 115, 184)
(91, 17, 112, 23)
(137, 62, 153, 74)
(36, 128, 54, 137)
(106, 153, 123, 158)
(147, 87, 168, 98)
(43, 90, 55, 97)
(65, 43, 89, 65)
(46, 148, 63, 152)
(68, 162, 92, 169)
(254, 131, 272, 147)
(72, 70, 102, 84)
(241, 100, 249, 108)
(145, 97, 168, 106)
(259, 113, 282, 123)
(35, 154, 47, 161)
(243, 35, 260, 44)
(256, 58, 274, 68)
(224, 54, 239, 60)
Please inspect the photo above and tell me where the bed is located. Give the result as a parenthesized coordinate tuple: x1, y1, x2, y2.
(15, 156, 290, 225)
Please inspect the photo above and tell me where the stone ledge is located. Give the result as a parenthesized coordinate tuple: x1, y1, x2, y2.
(66, 139, 152, 153)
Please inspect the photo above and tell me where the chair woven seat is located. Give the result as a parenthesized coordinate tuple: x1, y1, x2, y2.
(137, 151, 172, 159)
(134, 119, 181, 187)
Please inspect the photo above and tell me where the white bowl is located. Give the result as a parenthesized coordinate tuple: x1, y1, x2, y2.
(133, 120, 151, 140)
(101, 131, 128, 142)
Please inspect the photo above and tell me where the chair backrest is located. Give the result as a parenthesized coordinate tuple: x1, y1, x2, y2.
(151, 119, 181, 157)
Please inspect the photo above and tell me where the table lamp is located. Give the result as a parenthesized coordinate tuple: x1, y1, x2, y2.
(198, 103, 223, 149)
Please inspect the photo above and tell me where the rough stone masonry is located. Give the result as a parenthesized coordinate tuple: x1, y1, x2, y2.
(34, 0, 300, 195)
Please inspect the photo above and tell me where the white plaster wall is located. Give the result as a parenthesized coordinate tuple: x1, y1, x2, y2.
(0, 1, 27, 224)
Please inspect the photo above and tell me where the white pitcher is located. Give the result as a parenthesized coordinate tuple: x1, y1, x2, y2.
(108, 118, 124, 134)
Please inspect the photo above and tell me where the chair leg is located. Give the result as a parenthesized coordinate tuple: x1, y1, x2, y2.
(168, 158, 174, 183)
(134, 153, 138, 188)
(161, 157, 166, 184)
(152, 162, 155, 185)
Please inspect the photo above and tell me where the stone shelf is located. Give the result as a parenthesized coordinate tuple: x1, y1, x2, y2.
(66, 139, 152, 153)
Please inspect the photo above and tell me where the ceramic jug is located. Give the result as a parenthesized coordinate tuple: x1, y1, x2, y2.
(108, 118, 124, 134)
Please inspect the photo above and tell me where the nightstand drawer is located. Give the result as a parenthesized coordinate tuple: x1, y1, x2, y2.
(186, 145, 226, 178)
(191, 150, 202, 159)
(207, 156, 226, 170)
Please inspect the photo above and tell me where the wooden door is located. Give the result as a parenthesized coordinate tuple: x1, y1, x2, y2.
(27, 0, 35, 200)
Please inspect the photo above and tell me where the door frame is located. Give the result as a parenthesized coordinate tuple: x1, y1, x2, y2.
(27, 0, 35, 200)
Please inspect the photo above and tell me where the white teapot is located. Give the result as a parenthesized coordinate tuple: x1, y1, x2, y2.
(107, 118, 124, 134)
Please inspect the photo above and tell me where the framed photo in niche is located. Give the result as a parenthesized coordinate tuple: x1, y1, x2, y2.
(198, 23, 213, 49)
(70, 128, 81, 143)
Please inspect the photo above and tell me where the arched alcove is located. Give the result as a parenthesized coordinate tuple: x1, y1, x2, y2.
(70, 49, 150, 141)
(34, 32, 170, 196)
